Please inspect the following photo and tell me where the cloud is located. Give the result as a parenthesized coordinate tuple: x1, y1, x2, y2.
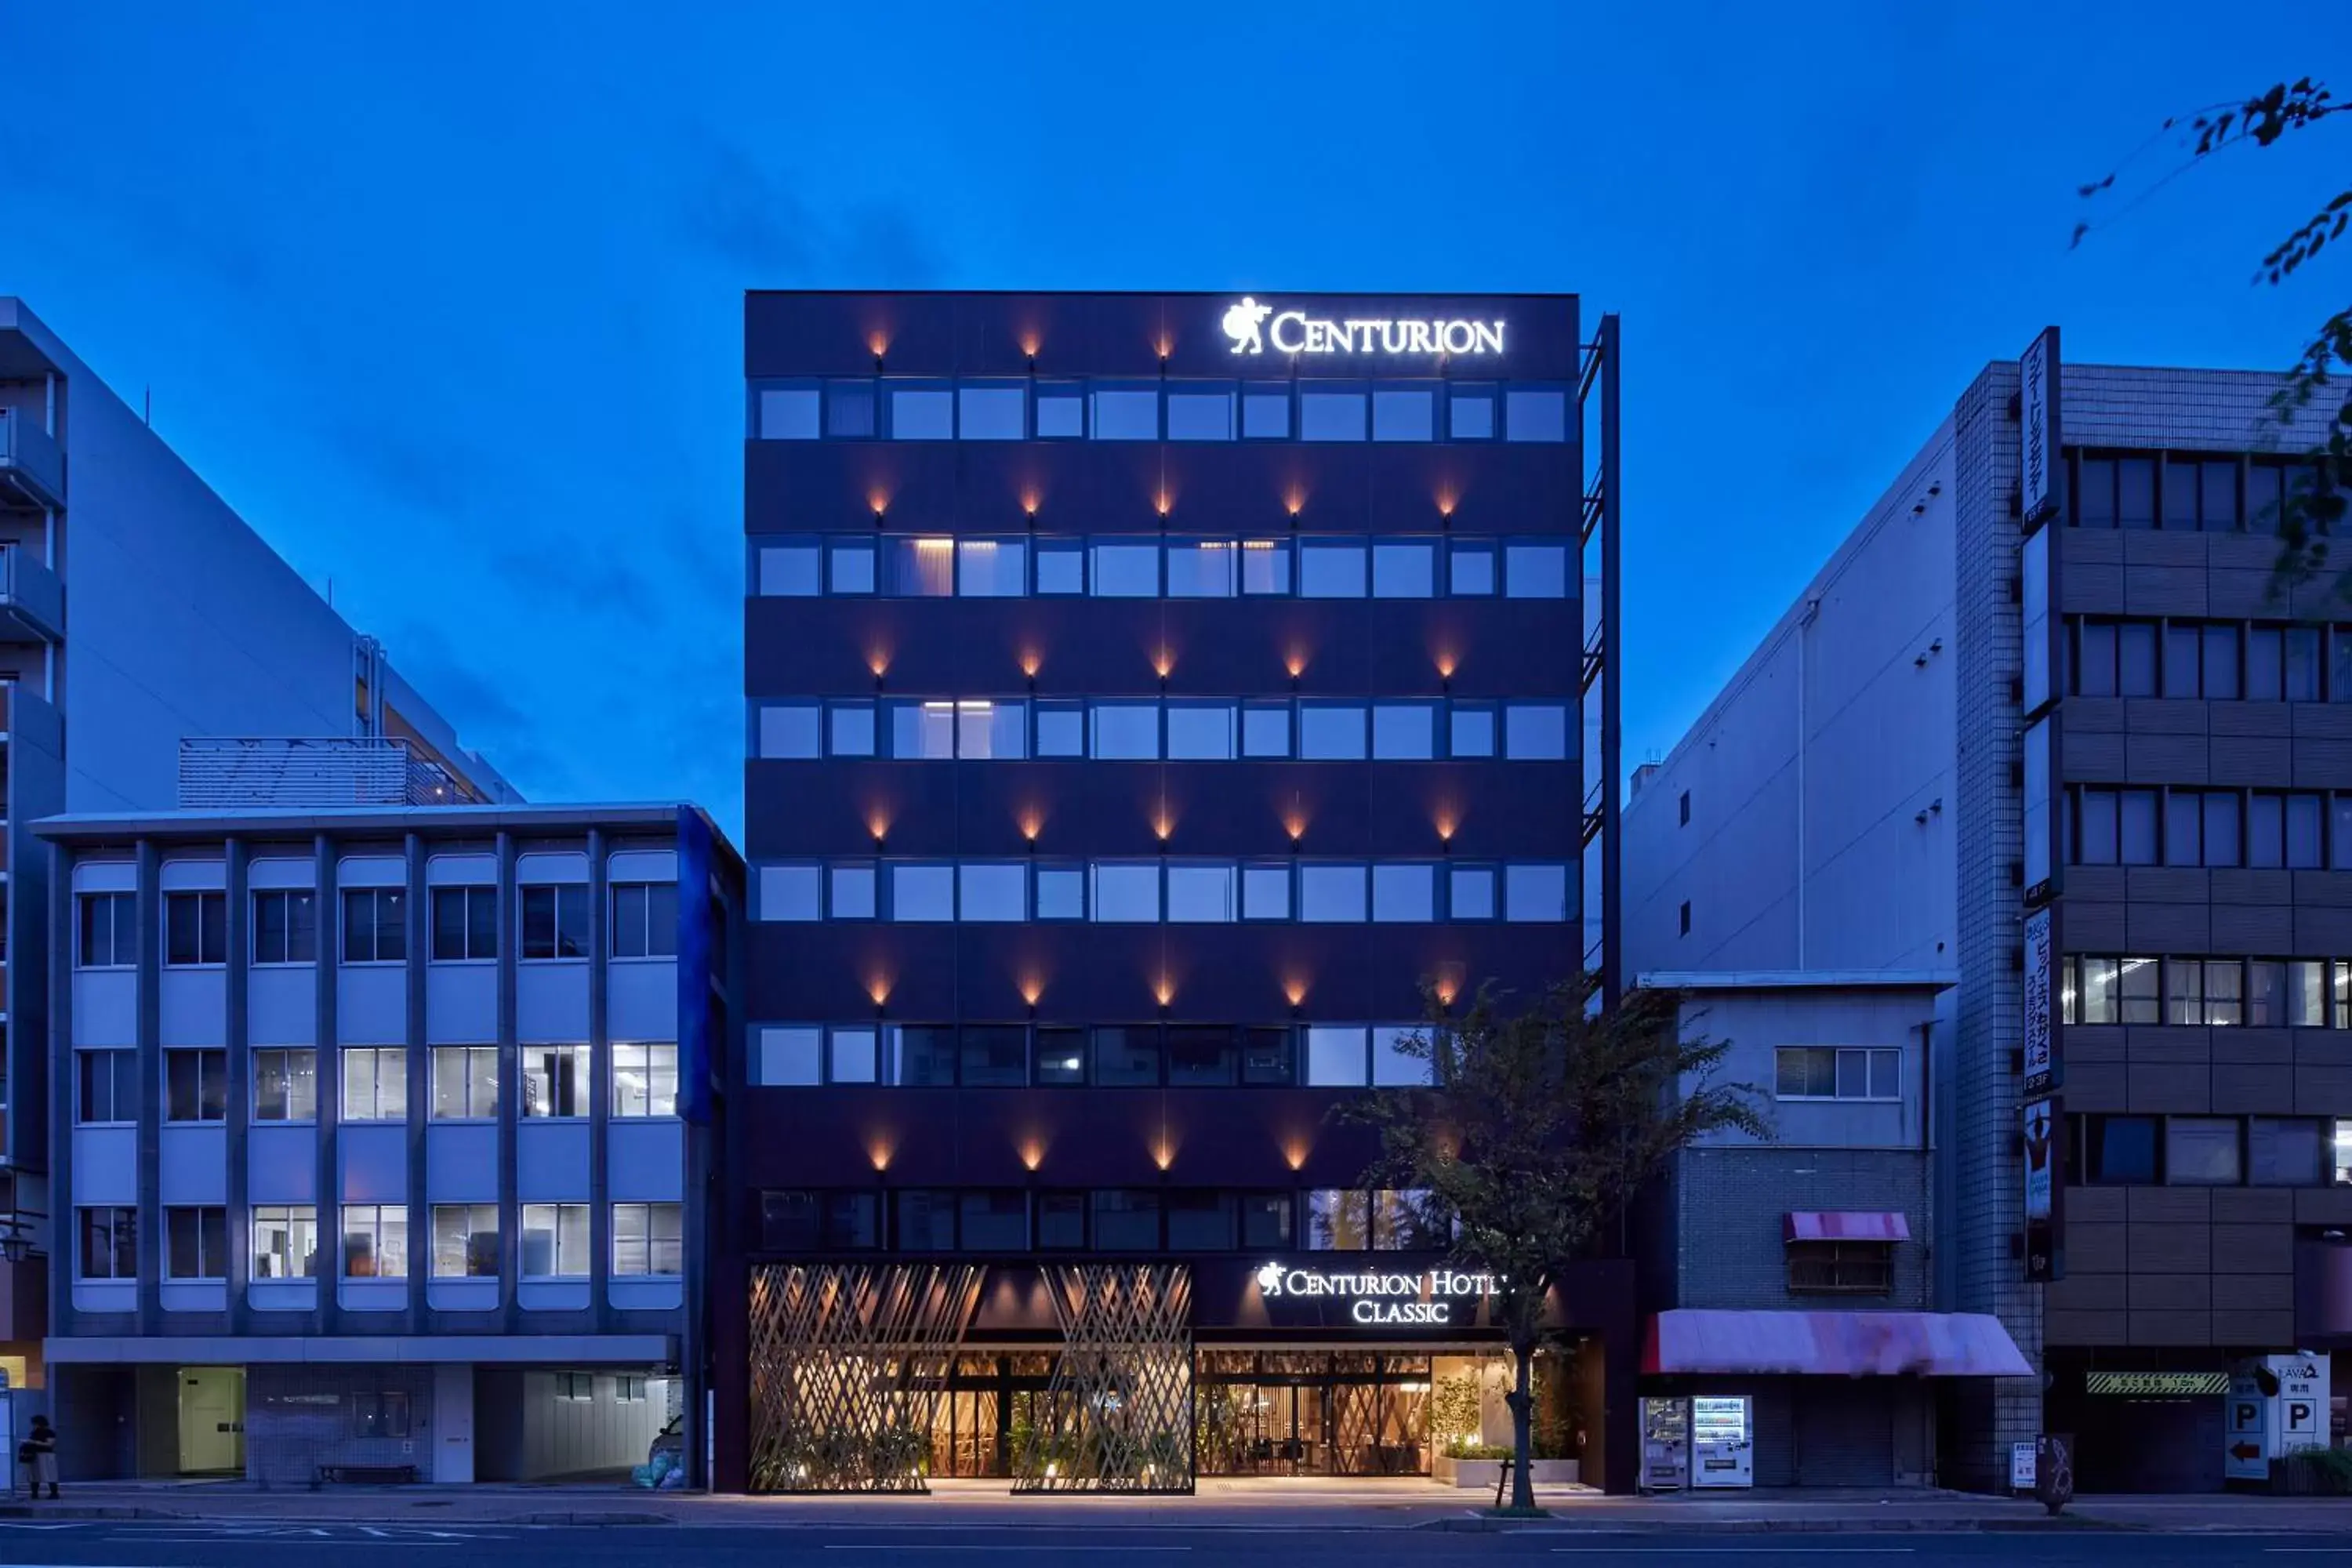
(670, 123, 943, 285)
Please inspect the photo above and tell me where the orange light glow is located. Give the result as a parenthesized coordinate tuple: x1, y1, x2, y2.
(1018, 808, 1044, 842)
(1018, 651, 1044, 681)
(866, 973, 892, 1006)
(1155, 490, 1173, 517)
(1152, 648, 1175, 679)
(866, 647, 892, 678)
(1019, 332, 1042, 359)
(1282, 1136, 1311, 1171)
(866, 808, 891, 843)
(1152, 810, 1174, 842)
(1283, 976, 1308, 1008)
(866, 331, 891, 358)
(1152, 1134, 1177, 1171)
(1019, 975, 1044, 1007)
(1284, 648, 1308, 680)
(1435, 811, 1458, 842)
(867, 489, 891, 518)
(1154, 975, 1175, 1008)
(1433, 975, 1461, 1007)
(1020, 490, 1041, 517)
(1434, 651, 1457, 681)
(1018, 1137, 1046, 1172)
(1436, 489, 1458, 518)
(1284, 488, 1306, 517)
(1155, 334, 1174, 359)
(1283, 811, 1307, 843)
(867, 1135, 895, 1172)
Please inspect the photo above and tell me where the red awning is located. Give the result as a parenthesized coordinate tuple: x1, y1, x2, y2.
(1642, 1310, 2033, 1378)
(1785, 1210, 1911, 1243)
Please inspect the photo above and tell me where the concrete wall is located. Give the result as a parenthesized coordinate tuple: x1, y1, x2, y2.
(513, 1370, 664, 1480)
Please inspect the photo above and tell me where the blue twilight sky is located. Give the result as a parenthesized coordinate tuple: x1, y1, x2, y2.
(1, 3, 2341, 835)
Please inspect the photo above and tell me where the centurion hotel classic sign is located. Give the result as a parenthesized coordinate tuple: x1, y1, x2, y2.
(1254, 1261, 1499, 1325)
(1221, 297, 1506, 358)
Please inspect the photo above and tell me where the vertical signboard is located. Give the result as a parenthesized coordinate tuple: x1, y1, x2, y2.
(2227, 1370, 2270, 1479)
(2022, 717, 2058, 906)
(2020, 327, 2062, 525)
(2272, 1355, 2331, 1457)
(2020, 520, 2056, 717)
(2024, 1094, 2063, 1282)
(2024, 908, 2056, 1094)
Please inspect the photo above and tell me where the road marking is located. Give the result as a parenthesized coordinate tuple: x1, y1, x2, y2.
(1552, 1552, 1916, 1557)
(824, 1549, 1193, 1555)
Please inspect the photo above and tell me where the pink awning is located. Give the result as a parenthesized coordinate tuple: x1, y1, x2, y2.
(1785, 1210, 1912, 1243)
(1642, 1310, 2033, 1378)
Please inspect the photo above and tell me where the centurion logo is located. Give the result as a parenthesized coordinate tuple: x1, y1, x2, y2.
(1220, 297, 1506, 358)
(1253, 1261, 1498, 1326)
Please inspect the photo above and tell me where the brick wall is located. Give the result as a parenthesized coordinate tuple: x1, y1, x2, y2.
(1675, 1146, 1930, 1309)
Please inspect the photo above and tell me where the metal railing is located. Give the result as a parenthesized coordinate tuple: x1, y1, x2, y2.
(178, 737, 463, 809)
(0, 411, 64, 510)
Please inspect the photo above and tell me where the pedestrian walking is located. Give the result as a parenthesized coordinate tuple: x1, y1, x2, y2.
(20, 1414, 57, 1498)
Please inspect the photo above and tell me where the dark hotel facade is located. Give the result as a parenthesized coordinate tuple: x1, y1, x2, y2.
(723, 291, 1628, 1493)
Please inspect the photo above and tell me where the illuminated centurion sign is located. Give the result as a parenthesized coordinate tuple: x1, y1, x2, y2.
(1253, 1261, 1497, 1326)
(1221, 297, 1505, 358)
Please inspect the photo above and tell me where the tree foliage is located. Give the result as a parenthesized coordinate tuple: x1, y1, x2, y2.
(2075, 78, 2350, 591)
(1343, 978, 1766, 1509)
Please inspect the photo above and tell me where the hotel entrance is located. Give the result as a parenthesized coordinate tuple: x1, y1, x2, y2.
(1196, 1351, 1434, 1476)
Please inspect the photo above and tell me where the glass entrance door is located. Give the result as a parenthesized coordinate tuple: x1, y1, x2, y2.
(1195, 1352, 1431, 1476)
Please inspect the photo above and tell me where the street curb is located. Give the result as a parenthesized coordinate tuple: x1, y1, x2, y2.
(0, 1504, 173, 1520)
(1418, 1515, 2137, 1534)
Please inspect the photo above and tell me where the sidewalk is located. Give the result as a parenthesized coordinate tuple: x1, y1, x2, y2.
(2, 1477, 2349, 1532)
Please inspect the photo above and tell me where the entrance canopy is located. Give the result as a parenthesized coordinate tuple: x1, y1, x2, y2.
(1643, 1310, 2030, 1378)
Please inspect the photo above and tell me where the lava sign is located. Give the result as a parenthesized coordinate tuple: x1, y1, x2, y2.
(2274, 1356, 2331, 1454)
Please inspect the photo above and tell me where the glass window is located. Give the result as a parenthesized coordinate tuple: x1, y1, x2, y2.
(2288, 627, 2323, 702)
(519, 1203, 589, 1278)
(889, 700, 956, 760)
(165, 1049, 227, 1123)
(2163, 456, 2201, 529)
(1240, 538, 1290, 595)
(886, 536, 956, 597)
(1091, 384, 1160, 441)
(1241, 383, 1292, 439)
(758, 702, 822, 760)
(1371, 384, 1436, 441)
(1167, 1191, 1238, 1250)
(1242, 862, 1291, 920)
(253, 1049, 318, 1122)
(1505, 543, 1570, 598)
(2165, 793, 2201, 866)
(1299, 539, 1367, 597)
(2290, 960, 2331, 1028)
(1038, 1191, 1087, 1247)
(1504, 387, 1568, 442)
(1091, 701, 1161, 760)
(758, 538, 822, 595)
(431, 1203, 502, 1279)
(1373, 1187, 1448, 1243)
(957, 539, 1027, 597)
(1034, 1029, 1087, 1087)
(1305, 1028, 1370, 1087)
(430, 1046, 499, 1119)
(1372, 540, 1436, 597)
(2121, 789, 2159, 865)
(887, 383, 953, 439)
(829, 538, 876, 594)
(1091, 862, 1160, 923)
(1168, 1027, 1238, 1087)
(1505, 702, 1570, 760)
(1091, 540, 1160, 597)
(1093, 1028, 1159, 1087)
(1373, 702, 1436, 760)
(2204, 625, 2241, 700)
(251, 1205, 318, 1279)
(1036, 701, 1085, 757)
(755, 383, 820, 440)
(1243, 1026, 1292, 1085)
(960, 862, 1027, 923)
(961, 1191, 1029, 1250)
(824, 379, 876, 438)
(613, 1043, 678, 1117)
(890, 864, 956, 921)
(520, 1044, 589, 1118)
(1241, 702, 1292, 758)
(1167, 701, 1238, 760)
(1450, 866, 1497, 920)
(1505, 863, 1570, 923)
(1307, 1189, 1371, 1248)
(2075, 456, 2117, 527)
(1036, 381, 1085, 439)
(164, 890, 227, 966)
(2166, 959, 2205, 1026)
(2202, 793, 2242, 867)
(2075, 622, 2116, 696)
(2202, 459, 2241, 531)
(959, 383, 1026, 441)
(2120, 622, 2158, 696)
(1167, 539, 1238, 597)
(2251, 1118, 2325, 1185)
(1372, 864, 1436, 922)
(753, 1027, 822, 1087)
(78, 891, 134, 969)
(1167, 383, 1236, 441)
(343, 1047, 407, 1122)
(252, 889, 318, 965)
(2168, 1117, 2242, 1185)
(957, 700, 1027, 760)
(1300, 863, 1367, 923)
(1299, 383, 1368, 441)
(829, 701, 876, 757)
(2116, 457, 2157, 528)
(1167, 863, 1238, 923)
(1092, 1190, 1161, 1250)
(520, 884, 589, 960)
(830, 864, 877, 920)
(1450, 539, 1497, 595)
(1449, 383, 1497, 440)
(829, 1027, 879, 1085)
(1450, 703, 1497, 758)
(430, 885, 499, 960)
(1299, 702, 1367, 760)
(895, 1191, 956, 1252)
(341, 887, 407, 964)
(1036, 866, 1085, 921)
(343, 1203, 411, 1279)
(2249, 626, 2285, 701)
(960, 1026, 1028, 1088)
(1035, 539, 1086, 595)
(2118, 956, 2161, 1024)
(1243, 1192, 1295, 1250)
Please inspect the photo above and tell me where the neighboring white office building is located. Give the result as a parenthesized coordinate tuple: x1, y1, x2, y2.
(35, 804, 742, 1484)
(0, 298, 512, 1398)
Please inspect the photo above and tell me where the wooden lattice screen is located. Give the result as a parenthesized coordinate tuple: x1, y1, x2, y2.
(746, 1262, 983, 1493)
(1011, 1263, 1195, 1494)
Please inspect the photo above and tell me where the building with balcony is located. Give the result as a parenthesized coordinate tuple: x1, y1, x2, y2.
(34, 804, 741, 1483)
(725, 290, 1628, 1494)
(1624, 336, 2351, 1492)
(0, 297, 512, 1402)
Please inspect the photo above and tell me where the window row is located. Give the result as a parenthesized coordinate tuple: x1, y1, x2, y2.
(75, 1043, 679, 1125)
(750, 377, 1570, 445)
(755, 859, 1573, 925)
(753, 535, 1573, 600)
(756, 1187, 1450, 1254)
(1772, 1046, 1902, 1102)
(2066, 787, 2352, 869)
(2067, 1113, 2352, 1188)
(755, 696, 1575, 762)
(2065, 451, 2325, 533)
(2065, 617, 2352, 703)
(753, 1022, 1435, 1089)
(82, 1201, 683, 1282)
(80, 881, 677, 971)
(2060, 954, 2352, 1027)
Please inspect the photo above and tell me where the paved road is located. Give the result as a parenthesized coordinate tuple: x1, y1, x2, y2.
(0, 1523, 2349, 1566)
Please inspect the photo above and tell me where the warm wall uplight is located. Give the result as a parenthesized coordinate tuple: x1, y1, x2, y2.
(866, 648, 892, 679)
(1436, 489, 1458, 518)
(1019, 1138, 1046, 1172)
(1434, 651, 1457, 681)
(1152, 810, 1174, 842)
(865, 808, 891, 844)
(1019, 332, 1042, 359)
(866, 974, 893, 1007)
(1282, 1136, 1311, 1172)
(1152, 1138, 1176, 1173)
(1283, 810, 1308, 843)
(1152, 648, 1175, 680)
(1284, 648, 1308, 680)
(1284, 488, 1306, 517)
(1018, 808, 1044, 843)
(1019, 975, 1044, 1008)
(867, 491, 891, 519)
(1433, 975, 1461, 1008)
(1154, 333, 1174, 360)
(1154, 975, 1176, 1008)
(866, 331, 891, 358)
(1018, 649, 1043, 680)
(1434, 811, 1458, 843)
(1283, 976, 1308, 1008)
(866, 1135, 895, 1172)
(1020, 490, 1041, 518)
(1155, 490, 1173, 517)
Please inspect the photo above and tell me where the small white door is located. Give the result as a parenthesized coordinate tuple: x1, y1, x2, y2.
(177, 1367, 245, 1475)
(1690, 1395, 1753, 1488)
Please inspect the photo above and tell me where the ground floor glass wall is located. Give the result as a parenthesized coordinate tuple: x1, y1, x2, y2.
(1196, 1352, 1434, 1475)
